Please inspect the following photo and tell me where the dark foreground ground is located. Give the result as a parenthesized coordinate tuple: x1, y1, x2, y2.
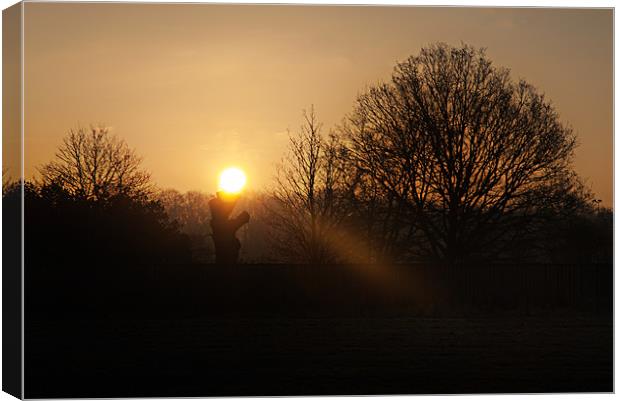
(25, 263, 612, 397)
(26, 315, 612, 397)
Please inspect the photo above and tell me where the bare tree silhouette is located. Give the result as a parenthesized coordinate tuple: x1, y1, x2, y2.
(157, 189, 214, 262)
(269, 107, 352, 264)
(2, 167, 14, 195)
(38, 126, 151, 201)
(342, 43, 577, 263)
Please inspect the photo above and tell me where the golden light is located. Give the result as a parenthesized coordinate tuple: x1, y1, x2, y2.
(218, 167, 247, 194)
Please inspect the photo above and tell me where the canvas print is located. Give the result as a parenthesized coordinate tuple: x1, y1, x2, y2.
(2, 2, 613, 398)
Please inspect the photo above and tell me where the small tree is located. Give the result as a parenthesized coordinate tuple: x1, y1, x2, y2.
(343, 43, 578, 263)
(39, 126, 151, 201)
(269, 107, 352, 264)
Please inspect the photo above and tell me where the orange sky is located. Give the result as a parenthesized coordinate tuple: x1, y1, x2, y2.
(20, 4, 613, 205)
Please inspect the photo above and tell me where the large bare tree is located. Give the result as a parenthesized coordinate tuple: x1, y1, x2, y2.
(39, 126, 151, 201)
(342, 43, 577, 263)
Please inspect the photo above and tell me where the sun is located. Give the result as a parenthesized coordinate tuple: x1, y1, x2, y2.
(218, 167, 247, 194)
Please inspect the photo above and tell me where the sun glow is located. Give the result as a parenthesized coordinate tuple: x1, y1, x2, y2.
(218, 167, 247, 194)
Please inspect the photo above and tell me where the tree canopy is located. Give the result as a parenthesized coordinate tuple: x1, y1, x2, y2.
(38, 126, 151, 201)
(342, 43, 578, 263)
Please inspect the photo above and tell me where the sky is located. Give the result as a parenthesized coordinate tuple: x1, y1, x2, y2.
(19, 4, 613, 205)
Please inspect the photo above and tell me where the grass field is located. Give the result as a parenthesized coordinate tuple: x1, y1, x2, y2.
(26, 315, 612, 397)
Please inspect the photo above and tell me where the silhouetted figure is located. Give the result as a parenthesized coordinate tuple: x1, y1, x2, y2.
(209, 191, 250, 264)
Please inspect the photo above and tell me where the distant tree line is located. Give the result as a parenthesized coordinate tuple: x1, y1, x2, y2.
(5, 42, 611, 270)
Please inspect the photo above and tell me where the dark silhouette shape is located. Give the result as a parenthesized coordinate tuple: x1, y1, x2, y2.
(342, 42, 578, 264)
(38, 126, 151, 202)
(209, 191, 250, 264)
(268, 106, 348, 264)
